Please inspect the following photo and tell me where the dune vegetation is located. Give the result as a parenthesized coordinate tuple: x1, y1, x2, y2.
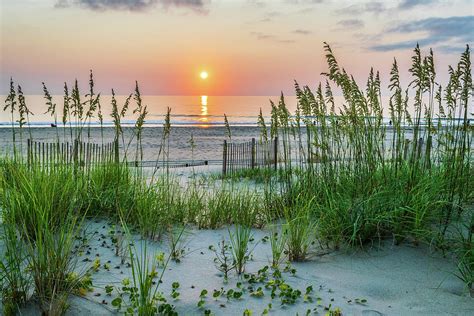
(0, 44, 472, 315)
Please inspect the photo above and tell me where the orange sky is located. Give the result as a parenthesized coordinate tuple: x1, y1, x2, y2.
(1, 0, 472, 95)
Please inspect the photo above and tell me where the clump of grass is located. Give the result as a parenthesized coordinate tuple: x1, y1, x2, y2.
(181, 186, 205, 224)
(268, 226, 287, 268)
(132, 180, 166, 240)
(197, 186, 264, 229)
(228, 225, 255, 275)
(453, 216, 473, 296)
(0, 162, 88, 315)
(0, 224, 31, 315)
(167, 225, 188, 263)
(267, 44, 472, 262)
(25, 213, 85, 315)
(86, 163, 134, 218)
(120, 221, 177, 315)
(283, 197, 315, 262)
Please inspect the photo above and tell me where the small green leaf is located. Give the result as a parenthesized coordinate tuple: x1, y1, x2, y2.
(111, 297, 122, 307)
(105, 285, 114, 295)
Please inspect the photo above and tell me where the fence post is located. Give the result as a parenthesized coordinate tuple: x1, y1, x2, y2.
(58, 142, 60, 163)
(46, 143, 50, 166)
(66, 142, 69, 164)
(222, 140, 227, 175)
(27, 139, 31, 168)
(229, 142, 232, 174)
(114, 139, 119, 164)
(403, 139, 409, 160)
(417, 137, 424, 160)
(426, 135, 432, 169)
(273, 137, 278, 170)
(251, 138, 255, 169)
(73, 139, 78, 167)
(41, 142, 44, 165)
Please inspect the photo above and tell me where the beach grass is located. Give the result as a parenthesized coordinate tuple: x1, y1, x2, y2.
(0, 43, 473, 314)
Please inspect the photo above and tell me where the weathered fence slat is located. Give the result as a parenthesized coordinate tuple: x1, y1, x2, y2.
(222, 137, 278, 175)
(26, 139, 119, 170)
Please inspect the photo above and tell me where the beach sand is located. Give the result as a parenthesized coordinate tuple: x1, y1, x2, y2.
(2, 216, 472, 316)
(0, 164, 472, 315)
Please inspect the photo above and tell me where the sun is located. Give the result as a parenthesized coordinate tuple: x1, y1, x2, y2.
(200, 71, 208, 80)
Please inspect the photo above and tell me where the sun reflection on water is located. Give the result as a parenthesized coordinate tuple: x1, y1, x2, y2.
(199, 95, 209, 127)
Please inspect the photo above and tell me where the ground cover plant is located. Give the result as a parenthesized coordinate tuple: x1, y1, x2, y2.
(0, 43, 473, 315)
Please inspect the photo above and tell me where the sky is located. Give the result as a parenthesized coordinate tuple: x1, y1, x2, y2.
(1, 0, 473, 96)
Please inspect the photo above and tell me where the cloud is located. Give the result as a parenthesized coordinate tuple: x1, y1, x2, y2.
(251, 31, 274, 40)
(337, 19, 364, 29)
(250, 31, 295, 43)
(398, 0, 438, 9)
(292, 29, 311, 35)
(257, 10, 282, 23)
(247, 0, 266, 8)
(277, 39, 296, 43)
(55, 0, 208, 12)
(370, 15, 473, 51)
(286, 0, 324, 3)
(335, 1, 385, 15)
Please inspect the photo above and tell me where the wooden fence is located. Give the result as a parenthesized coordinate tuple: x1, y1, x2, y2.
(222, 137, 278, 175)
(27, 139, 118, 167)
(221, 134, 431, 175)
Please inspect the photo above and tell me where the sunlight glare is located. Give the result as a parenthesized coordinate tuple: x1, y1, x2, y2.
(201, 95, 208, 106)
(199, 96, 209, 126)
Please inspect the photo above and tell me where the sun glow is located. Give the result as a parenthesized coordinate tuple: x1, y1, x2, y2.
(200, 71, 208, 79)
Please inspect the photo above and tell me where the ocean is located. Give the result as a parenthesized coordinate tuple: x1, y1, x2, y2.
(0, 95, 295, 162)
(0, 95, 295, 127)
(0, 95, 471, 162)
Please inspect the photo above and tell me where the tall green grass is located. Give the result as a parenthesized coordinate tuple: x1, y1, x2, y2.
(0, 43, 472, 305)
(0, 222, 31, 315)
(261, 44, 473, 289)
(0, 162, 88, 315)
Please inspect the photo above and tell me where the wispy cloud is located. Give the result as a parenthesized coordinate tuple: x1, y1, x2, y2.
(292, 29, 311, 35)
(337, 19, 364, 29)
(286, 0, 324, 3)
(251, 31, 295, 43)
(257, 10, 282, 23)
(278, 39, 296, 43)
(398, 0, 438, 9)
(370, 15, 474, 52)
(335, 1, 385, 15)
(55, 0, 209, 12)
(251, 31, 274, 40)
